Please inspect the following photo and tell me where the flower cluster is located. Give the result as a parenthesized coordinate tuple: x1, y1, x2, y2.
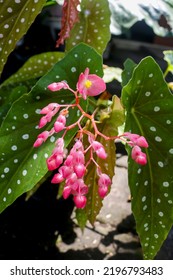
(33, 67, 148, 209)
(123, 132, 149, 165)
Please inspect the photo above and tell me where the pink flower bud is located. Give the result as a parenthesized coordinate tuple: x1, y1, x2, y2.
(131, 146, 141, 160)
(46, 154, 63, 171)
(96, 147, 107, 159)
(63, 186, 72, 199)
(72, 151, 85, 164)
(74, 164, 86, 178)
(54, 115, 66, 133)
(40, 103, 59, 114)
(51, 173, 64, 184)
(59, 166, 72, 179)
(66, 173, 78, 185)
(33, 138, 44, 147)
(33, 131, 49, 147)
(45, 111, 54, 122)
(73, 195, 87, 208)
(91, 141, 103, 151)
(135, 152, 147, 165)
(64, 155, 73, 166)
(47, 81, 69, 91)
(136, 136, 149, 148)
(98, 185, 108, 198)
(98, 173, 111, 188)
(72, 140, 84, 151)
(131, 146, 147, 165)
(38, 116, 48, 128)
(54, 121, 65, 133)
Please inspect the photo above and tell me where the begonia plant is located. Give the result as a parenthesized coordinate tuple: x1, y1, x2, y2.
(0, 0, 173, 260)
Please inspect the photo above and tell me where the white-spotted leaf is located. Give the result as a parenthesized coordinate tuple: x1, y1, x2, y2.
(122, 56, 173, 259)
(0, 52, 64, 125)
(84, 96, 125, 225)
(66, 0, 111, 55)
(0, 0, 46, 76)
(0, 43, 104, 213)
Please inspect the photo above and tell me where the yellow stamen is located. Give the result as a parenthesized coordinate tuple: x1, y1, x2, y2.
(85, 80, 92, 88)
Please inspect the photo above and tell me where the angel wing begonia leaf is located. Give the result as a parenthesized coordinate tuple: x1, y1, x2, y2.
(121, 56, 173, 259)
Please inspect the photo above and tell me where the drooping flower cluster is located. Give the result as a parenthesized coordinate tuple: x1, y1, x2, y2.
(123, 132, 149, 165)
(33, 67, 148, 208)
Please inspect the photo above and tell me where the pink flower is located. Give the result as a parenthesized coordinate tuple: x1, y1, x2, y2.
(131, 146, 147, 165)
(47, 81, 69, 91)
(54, 114, 66, 133)
(33, 131, 49, 147)
(40, 103, 59, 114)
(46, 153, 63, 171)
(136, 136, 149, 148)
(73, 195, 87, 209)
(98, 173, 111, 198)
(77, 68, 106, 99)
(124, 132, 148, 148)
(98, 185, 108, 198)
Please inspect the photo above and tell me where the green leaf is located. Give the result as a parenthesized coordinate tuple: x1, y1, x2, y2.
(0, 43, 104, 214)
(85, 125, 116, 225)
(66, 0, 111, 55)
(122, 58, 137, 87)
(0, 52, 64, 125)
(75, 208, 88, 230)
(2, 52, 65, 86)
(121, 56, 173, 259)
(0, 0, 46, 76)
(84, 96, 125, 225)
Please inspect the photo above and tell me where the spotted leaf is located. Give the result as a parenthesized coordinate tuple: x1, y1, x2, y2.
(121, 58, 137, 87)
(66, 0, 111, 55)
(83, 96, 125, 225)
(0, 43, 104, 213)
(0, 52, 64, 125)
(121, 56, 173, 259)
(0, 0, 46, 76)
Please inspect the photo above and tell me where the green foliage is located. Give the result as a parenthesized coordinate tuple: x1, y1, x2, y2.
(122, 58, 137, 87)
(0, 0, 46, 76)
(66, 0, 111, 54)
(0, 43, 103, 214)
(0, 52, 64, 125)
(122, 56, 173, 259)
